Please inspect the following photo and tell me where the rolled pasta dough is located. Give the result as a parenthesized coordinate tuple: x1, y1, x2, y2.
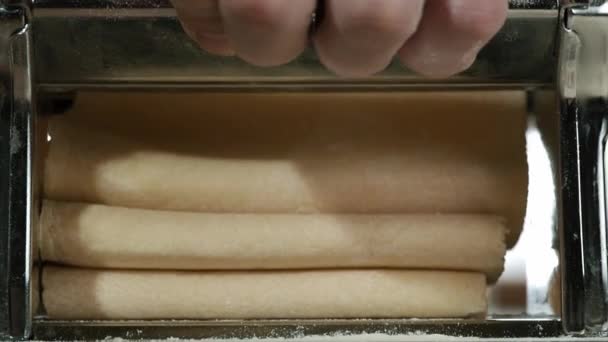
(42, 267, 487, 320)
(43, 91, 527, 246)
(40, 200, 507, 280)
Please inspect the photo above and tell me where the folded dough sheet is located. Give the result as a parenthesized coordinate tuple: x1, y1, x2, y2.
(43, 91, 528, 246)
(39, 91, 528, 320)
(42, 267, 487, 320)
(40, 200, 507, 280)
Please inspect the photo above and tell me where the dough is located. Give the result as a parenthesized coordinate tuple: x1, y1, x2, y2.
(44, 91, 528, 246)
(40, 200, 507, 280)
(42, 267, 487, 320)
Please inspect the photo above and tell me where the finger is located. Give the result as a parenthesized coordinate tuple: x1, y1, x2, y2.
(219, 0, 316, 66)
(171, 0, 235, 56)
(314, 0, 425, 77)
(398, 0, 508, 78)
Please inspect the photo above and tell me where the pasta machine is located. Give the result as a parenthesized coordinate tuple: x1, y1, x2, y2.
(0, 0, 607, 340)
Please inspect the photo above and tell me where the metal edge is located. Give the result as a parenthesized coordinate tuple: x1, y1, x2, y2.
(32, 318, 564, 341)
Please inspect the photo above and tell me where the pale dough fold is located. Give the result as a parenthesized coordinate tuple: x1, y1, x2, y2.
(43, 91, 528, 246)
(42, 267, 487, 320)
(40, 200, 507, 280)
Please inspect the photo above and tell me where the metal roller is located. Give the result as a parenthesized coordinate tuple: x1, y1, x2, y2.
(0, 0, 608, 340)
(30, 0, 559, 90)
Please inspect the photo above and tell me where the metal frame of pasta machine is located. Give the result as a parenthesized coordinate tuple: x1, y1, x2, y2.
(0, 0, 607, 340)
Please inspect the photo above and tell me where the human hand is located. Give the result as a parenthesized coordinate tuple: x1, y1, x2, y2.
(171, 0, 507, 78)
